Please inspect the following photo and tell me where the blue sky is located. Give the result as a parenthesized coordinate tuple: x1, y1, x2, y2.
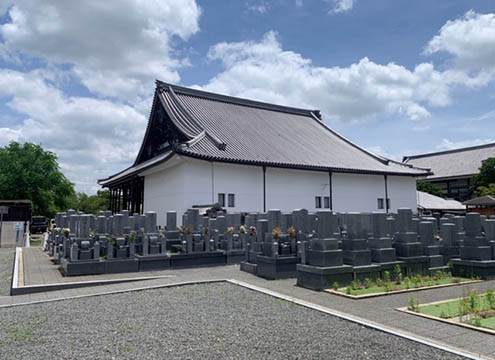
(0, 0, 494, 193)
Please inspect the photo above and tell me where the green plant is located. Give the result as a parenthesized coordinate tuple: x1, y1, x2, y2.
(346, 286, 352, 295)
(129, 232, 137, 244)
(469, 290, 479, 312)
(487, 290, 495, 310)
(364, 278, 374, 289)
(376, 278, 383, 287)
(404, 276, 410, 289)
(394, 264, 403, 284)
(412, 274, 421, 288)
(332, 282, 339, 291)
(408, 297, 419, 312)
(473, 316, 482, 327)
(384, 281, 393, 292)
(440, 311, 448, 319)
(384, 270, 391, 283)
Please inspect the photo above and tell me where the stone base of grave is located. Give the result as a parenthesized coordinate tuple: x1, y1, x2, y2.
(343, 250, 371, 267)
(165, 239, 182, 251)
(460, 246, 493, 261)
(429, 266, 451, 275)
(248, 251, 260, 264)
(225, 250, 246, 265)
(370, 248, 396, 263)
(169, 252, 226, 269)
(427, 254, 444, 270)
(240, 261, 257, 275)
(307, 249, 343, 267)
(353, 264, 382, 282)
(396, 256, 429, 276)
(441, 247, 460, 264)
(135, 254, 171, 271)
(256, 255, 300, 280)
(105, 258, 140, 274)
(376, 261, 406, 280)
(394, 242, 423, 258)
(59, 259, 105, 276)
(451, 259, 495, 280)
(296, 264, 353, 291)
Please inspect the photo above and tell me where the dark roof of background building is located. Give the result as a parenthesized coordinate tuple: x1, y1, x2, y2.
(403, 143, 495, 181)
(99, 81, 430, 186)
(464, 195, 495, 207)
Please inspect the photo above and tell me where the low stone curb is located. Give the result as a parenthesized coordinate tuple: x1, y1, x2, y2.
(325, 279, 483, 299)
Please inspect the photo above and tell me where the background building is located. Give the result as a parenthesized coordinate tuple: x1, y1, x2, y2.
(404, 143, 495, 202)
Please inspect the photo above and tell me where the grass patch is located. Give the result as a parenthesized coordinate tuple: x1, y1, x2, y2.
(407, 289, 495, 332)
(337, 271, 473, 297)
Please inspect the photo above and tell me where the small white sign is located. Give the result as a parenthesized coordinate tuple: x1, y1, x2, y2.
(14, 222, 21, 230)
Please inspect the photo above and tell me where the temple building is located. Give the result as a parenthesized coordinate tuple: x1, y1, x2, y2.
(404, 143, 495, 202)
(99, 81, 430, 225)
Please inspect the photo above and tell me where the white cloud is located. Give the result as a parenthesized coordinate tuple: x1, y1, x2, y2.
(295, 0, 304, 7)
(0, 0, 201, 102)
(0, 69, 147, 193)
(424, 10, 495, 88)
(247, 3, 268, 14)
(201, 31, 448, 123)
(435, 138, 495, 151)
(329, 0, 355, 14)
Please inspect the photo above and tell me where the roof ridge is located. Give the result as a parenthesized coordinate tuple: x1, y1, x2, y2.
(156, 80, 317, 117)
(403, 142, 495, 162)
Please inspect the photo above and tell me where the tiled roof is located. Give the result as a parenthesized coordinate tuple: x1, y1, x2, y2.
(100, 81, 430, 186)
(417, 191, 464, 211)
(464, 195, 495, 206)
(403, 143, 495, 180)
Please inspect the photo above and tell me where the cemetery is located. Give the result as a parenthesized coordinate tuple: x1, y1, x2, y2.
(401, 289, 495, 333)
(45, 206, 495, 292)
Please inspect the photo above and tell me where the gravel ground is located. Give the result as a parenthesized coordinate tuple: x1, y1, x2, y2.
(0, 282, 467, 360)
(0, 248, 14, 296)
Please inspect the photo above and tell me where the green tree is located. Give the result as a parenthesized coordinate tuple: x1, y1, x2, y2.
(0, 141, 75, 218)
(472, 157, 495, 196)
(476, 184, 495, 196)
(417, 181, 445, 198)
(74, 190, 109, 215)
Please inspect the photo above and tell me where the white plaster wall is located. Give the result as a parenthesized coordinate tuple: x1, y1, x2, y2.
(143, 155, 418, 225)
(386, 176, 418, 212)
(332, 173, 386, 213)
(143, 162, 185, 226)
(265, 167, 330, 212)
(208, 161, 263, 213)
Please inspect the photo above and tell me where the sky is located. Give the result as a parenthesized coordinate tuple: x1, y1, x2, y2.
(0, 0, 495, 193)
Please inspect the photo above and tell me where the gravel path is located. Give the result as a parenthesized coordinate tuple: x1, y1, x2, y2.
(0, 282, 467, 360)
(0, 248, 14, 296)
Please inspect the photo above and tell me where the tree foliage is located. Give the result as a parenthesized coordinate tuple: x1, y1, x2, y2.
(0, 142, 75, 218)
(476, 184, 495, 196)
(472, 157, 495, 196)
(73, 190, 109, 215)
(417, 181, 445, 198)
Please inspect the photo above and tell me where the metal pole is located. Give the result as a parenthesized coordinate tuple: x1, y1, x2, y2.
(0, 212, 3, 248)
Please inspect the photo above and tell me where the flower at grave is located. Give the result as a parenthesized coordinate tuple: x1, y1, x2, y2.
(129, 232, 137, 244)
(159, 229, 164, 237)
(63, 228, 70, 237)
(178, 226, 184, 233)
(89, 231, 95, 238)
(226, 226, 235, 235)
(288, 226, 296, 239)
(272, 226, 282, 240)
(435, 235, 440, 242)
(249, 226, 257, 236)
(185, 226, 193, 235)
(239, 225, 247, 234)
(204, 226, 209, 235)
(54, 227, 61, 233)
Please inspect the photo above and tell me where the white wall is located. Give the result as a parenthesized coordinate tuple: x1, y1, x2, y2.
(143, 160, 185, 226)
(142, 156, 419, 226)
(266, 167, 330, 212)
(333, 173, 387, 213)
(387, 176, 418, 212)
